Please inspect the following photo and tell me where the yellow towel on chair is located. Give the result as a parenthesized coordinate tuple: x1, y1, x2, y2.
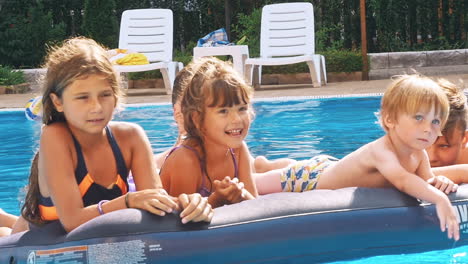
(107, 49, 149, 65)
(115, 53, 149, 65)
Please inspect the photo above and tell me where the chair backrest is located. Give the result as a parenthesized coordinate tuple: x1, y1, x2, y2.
(119, 9, 173, 63)
(260, 3, 315, 58)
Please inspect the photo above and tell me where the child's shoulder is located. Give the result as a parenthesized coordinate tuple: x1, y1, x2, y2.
(359, 137, 395, 160)
(108, 121, 144, 136)
(164, 144, 200, 165)
(41, 122, 70, 138)
(160, 145, 201, 176)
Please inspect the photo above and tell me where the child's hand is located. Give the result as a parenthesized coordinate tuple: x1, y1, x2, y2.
(127, 189, 179, 216)
(178, 193, 213, 224)
(213, 176, 245, 204)
(427, 176, 458, 194)
(435, 197, 460, 241)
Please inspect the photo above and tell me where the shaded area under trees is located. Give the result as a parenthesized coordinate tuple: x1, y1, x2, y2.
(0, 0, 466, 68)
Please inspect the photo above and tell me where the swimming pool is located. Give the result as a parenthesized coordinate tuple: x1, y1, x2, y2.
(0, 96, 383, 215)
(1, 95, 466, 263)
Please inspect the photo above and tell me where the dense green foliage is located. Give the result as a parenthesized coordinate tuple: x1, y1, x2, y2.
(0, 0, 66, 68)
(0, 65, 26, 85)
(259, 50, 362, 75)
(321, 50, 363, 73)
(0, 0, 466, 72)
(82, 0, 118, 48)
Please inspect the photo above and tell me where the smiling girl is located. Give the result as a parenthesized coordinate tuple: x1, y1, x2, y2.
(159, 58, 258, 208)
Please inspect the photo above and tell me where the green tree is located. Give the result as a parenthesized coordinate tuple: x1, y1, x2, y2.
(82, 0, 118, 48)
(0, 0, 66, 67)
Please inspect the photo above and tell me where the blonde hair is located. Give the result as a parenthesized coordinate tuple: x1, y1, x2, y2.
(41, 37, 122, 125)
(181, 57, 253, 191)
(437, 78, 467, 141)
(380, 74, 449, 131)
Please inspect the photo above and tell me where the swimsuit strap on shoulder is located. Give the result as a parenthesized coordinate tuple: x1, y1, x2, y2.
(70, 132, 88, 182)
(164, 145, 210, 195)
(105, 126, 128, 178)
(228, 148, 239, 179)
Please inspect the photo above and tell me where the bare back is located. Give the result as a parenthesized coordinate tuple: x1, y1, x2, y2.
(317, 135, 427, 189)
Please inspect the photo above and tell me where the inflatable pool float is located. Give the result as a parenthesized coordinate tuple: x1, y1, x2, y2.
(2, 186, 468, 263)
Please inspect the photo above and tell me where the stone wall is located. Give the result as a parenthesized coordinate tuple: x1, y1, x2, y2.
(21, 68, 46, 92)
(369, 49, 468, 80)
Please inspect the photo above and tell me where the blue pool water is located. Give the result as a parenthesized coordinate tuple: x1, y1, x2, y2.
(0, 96, 383, 214)
(1, 95, 467, 263)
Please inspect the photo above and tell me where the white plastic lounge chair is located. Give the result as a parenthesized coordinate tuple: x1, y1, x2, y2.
(244, 2, 327, 88)
(115, 9, 183, 95)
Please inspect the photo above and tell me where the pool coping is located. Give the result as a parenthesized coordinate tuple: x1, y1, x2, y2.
(0, 93, 385, 112)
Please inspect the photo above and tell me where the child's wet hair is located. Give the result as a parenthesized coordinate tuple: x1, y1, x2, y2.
(41, 37, 122, 125)
(437, 78, 467, 142)
(380, 74, 450, 131)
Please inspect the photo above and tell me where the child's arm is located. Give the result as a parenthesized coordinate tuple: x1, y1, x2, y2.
(178, 193, 213, 223)
(417, 151, 457, 194)
(427, 176, 458, 194)
(374, 149, 459, 240)
(432, 164, 468, 184)
(209, 142, 259, 206)
(0, 208, 17, 229)
(211, 177, 246, 205)
(127, 123, 164, 190)
(236, 142, 258, 199)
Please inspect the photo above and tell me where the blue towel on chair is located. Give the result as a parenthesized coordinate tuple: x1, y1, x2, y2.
(197, 28, 233, 47)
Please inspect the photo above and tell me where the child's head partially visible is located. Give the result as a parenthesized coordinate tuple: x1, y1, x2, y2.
(181, 57, 253, 147)
(380, 74, 450, 135)
(426, 79, 468, 167)
(41, 37, 122, 125)
(171, 57, 220, 136)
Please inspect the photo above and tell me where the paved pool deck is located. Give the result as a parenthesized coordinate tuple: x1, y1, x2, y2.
(1, 73, 468, 109)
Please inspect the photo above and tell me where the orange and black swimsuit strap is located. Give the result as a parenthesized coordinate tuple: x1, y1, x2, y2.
(39, 126, 128, 207)
(73, 126, 128, 184)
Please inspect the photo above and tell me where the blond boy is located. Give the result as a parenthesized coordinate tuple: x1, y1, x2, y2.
(319, 75, 459, 240)
(256, 75, 460, 240)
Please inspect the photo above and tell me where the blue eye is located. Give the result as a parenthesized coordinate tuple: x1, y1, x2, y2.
(414, 115, 423, 121)
(432, 119, 440, 125)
